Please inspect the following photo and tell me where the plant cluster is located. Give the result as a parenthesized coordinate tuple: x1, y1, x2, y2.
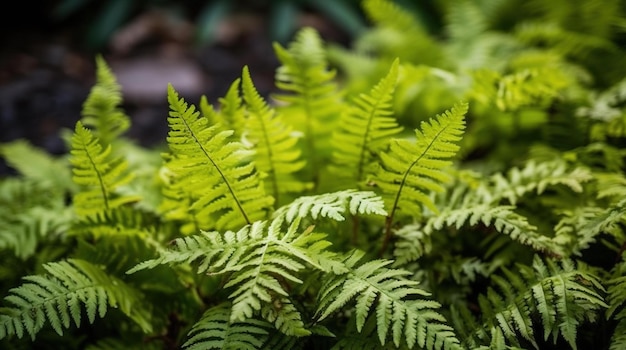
(2, 0, 626, 349)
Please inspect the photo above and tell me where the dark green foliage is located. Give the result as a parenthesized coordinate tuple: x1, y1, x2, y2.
(2, 0, 626, 348)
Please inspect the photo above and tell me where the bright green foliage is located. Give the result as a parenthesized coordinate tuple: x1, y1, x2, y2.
(316, 250, 460, 349)
(331, 58, 403, 187)
(70, 122, 139, 217)
(272, 189, 387, 224)
(2, 1, 626, 348)
(183, 302, 270, 350)
(607, 254, 626, 350)
(273, 26, 342, 183)
(80, 55, 130, 145)
(0, 179, 72, 259)
(0, 259, 151, 340)
(209, 78, 247, 136)
(128, 219, 343, 332)
(164, 83, 274, 231)
(452, 256, 607, 349)
(241, 66, 312, 204)
(374, 102, 467, 225)
(0, 140, 73, 191)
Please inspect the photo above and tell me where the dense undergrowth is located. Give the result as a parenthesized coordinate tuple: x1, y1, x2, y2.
(1, 0, 626, 349)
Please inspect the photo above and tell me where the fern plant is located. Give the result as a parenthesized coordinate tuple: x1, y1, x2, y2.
(2, 1, 626, 348)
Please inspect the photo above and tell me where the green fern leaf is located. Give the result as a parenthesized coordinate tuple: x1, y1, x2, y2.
(375, 102, 467, 253)
(330, 58, 403, 186)
(183, 302, 270, 350)
(70, 121, 139, 217)
(165, 83, 274, 231)
(272, 189, 387, 224)
(429, 203, 557, 253)
(0, 259, 151, 340)
(607, 254, 626, 350)
(273, 26, 341, 182)
(0, 179, 73, 259)
(241, 66, 312, 204)
(128, 219, 343, 326)
(462, 256, 607, 349)
(0, 140, 73, 191)
(219, 78, 247, 136)
(316, 250, 460, 349)
(80, 55, 130, 145)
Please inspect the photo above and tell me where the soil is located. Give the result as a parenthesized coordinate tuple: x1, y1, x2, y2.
(0, 2, 353, 176)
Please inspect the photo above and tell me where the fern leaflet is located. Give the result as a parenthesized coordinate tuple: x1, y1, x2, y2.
(272, 189, 387, 224)
(330, 58, 403, 186)
(456, 256, 607, 349)
(129, 219, 344, 331)
(315, 250, 461, 349)
(165, 84, 273, 231)
(0, 259, 151, 340)
(273, 26, 341, 183)
(374, 102, 467, 252)
(241, 66, 311, 204)
(70, 121, 139, 217)
(80, 55, 130, 145)
(183, 302, 270, 350)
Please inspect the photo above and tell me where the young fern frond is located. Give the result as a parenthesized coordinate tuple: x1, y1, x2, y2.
(457, 256, 607, 349)
(330, 58, 403, 187)
(165, 84, 273, 231)
(315, 250, 461, 350)
(375, 102, 467, 252)
(241, 66, 312, 205)
(128, 219, 344, 331)
(0, 259, 152, 341)
(272, 189, 387, 225)
(183, 302, 270, 350)
(80, 55, 130, 145)
(70, 122, 139, 217)
(273, 26, 341, 183)
(206, 78, 247, 136)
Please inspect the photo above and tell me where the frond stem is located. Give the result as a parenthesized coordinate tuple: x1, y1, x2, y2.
(179, 115, 251, 225)
(380, 126, 448, 255)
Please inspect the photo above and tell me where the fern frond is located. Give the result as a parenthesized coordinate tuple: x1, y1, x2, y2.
(429, 203, 557, 254)
(272, 189, 387, 225)
(490, 160, 593, 205)
(0, 259, 151, 340)
(607, 254, 626, 350)
(392, 223, 432, 266)
(128, 219, 344, 324)
(375, 102, 467, 253)
(215, 78, 247, 136)
(165, 84, 274, 231)
(80, 55, 130, 145)
(316, 250, 461, 349)
(0, 178, 73, 259)
(261, 296, 309, 336)
(330, 58, 403, 187)
(273, 26, 341, 180)
(359, 0, 446, 67)
(464, 256, 607, 349)
(515, 22, 616, 59)
(70, 121, 139, 217)
(241, 66, 312, 204)
(0, 140, 73, 191)
(183, 302, 270, 350)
